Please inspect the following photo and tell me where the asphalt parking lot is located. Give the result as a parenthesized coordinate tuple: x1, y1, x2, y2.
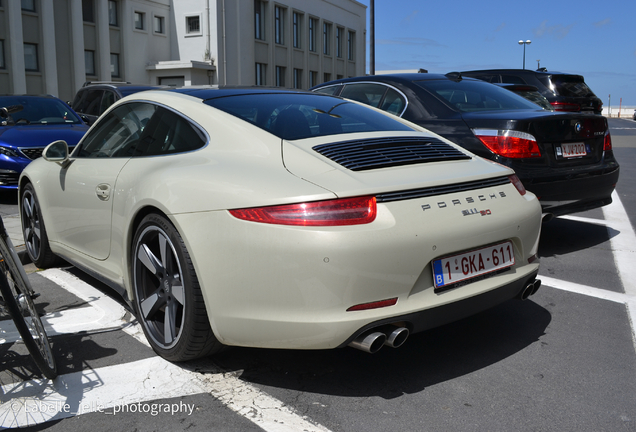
(0, 118, 635, 431)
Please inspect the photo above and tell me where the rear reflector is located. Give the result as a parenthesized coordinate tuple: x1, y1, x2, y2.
(508, 174, 527, 196)
(347, 298, 398, 311)
(229, 196, 377, 226)
(473, 129, 541, 159)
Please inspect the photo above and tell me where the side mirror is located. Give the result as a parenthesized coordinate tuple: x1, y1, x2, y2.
(42, 140, 69, 163)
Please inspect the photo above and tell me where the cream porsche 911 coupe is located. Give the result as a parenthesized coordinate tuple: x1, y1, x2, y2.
(19, 88, 542, 361)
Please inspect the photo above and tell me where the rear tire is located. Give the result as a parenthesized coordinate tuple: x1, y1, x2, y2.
(132, 213, 221, 361)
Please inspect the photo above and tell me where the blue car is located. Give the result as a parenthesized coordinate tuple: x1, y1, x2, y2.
(0, 95, 89, 189)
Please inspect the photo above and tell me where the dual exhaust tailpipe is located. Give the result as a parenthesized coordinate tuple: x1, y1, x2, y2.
(519, 278, 542, 300)
(348, 325, 409, 354)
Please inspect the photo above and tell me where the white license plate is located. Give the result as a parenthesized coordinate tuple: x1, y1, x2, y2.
(432, 241, 515, 289)
(561, 142, 586, 158)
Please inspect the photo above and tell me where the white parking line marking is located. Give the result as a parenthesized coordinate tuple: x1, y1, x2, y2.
(540, 191, 636, 351)
(1, 269, 333, 432)
(602, 191, 636, 348)
(538, 276, 631, 304)
(558, 214, 610, 226)
(0, 356, 331, 431)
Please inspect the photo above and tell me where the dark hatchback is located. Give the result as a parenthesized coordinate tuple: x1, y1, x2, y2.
(71, 82, 169, 125)
(312, 73, 619, 218)
(460, 69, 603, 114)
(0, 95, 88, 189)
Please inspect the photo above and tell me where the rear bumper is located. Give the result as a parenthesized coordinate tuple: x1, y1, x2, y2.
(339, 269, 540, 347)
(521, 165, 619, 217)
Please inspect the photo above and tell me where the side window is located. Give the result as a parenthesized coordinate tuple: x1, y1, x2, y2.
(82, 89, 104, 116)
(100, 91, 117, 115)
(340, 83, 387, 108)
(314, 85, 342, 96)
(76, 102, 156, 158)
(134, 106, 207, 156)
(380, 88, 406, 116)
(501, 75, 526, 85)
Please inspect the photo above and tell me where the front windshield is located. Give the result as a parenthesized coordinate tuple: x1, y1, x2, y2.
(0, 96, 83, 125)
(415, 79, 543, 113)
(204, 93, 414, 140)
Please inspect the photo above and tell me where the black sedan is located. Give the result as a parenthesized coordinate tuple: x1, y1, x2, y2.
(312, 73, 620, 218)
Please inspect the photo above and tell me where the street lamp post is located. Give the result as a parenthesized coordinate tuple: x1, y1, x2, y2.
(518, 40, 531, 69)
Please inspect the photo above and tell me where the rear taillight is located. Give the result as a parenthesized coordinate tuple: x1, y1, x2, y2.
(229, 196, 377, 226)
(508, 174, 527, 196)
(550, 101, 581, 112)
(603, 131, 613, 151)
(473, 129, 541, 159)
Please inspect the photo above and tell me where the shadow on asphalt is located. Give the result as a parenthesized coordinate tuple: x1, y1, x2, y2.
(539, 217, 616, 257)
(0, 190, 18, 206)
(201, 298, 550, 400)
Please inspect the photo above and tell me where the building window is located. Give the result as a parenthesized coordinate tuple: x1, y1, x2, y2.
(82, 0, 94, 22)
(323, 23, 332, 55)
(347, 31, 354, 60)
(108, 1, 118, 26)
(0, 40, 5, 69)
(309, 71, 317, 87)
(85, 50, 95, 75)
(308, 18, 317, 52)
(254, 0, 265, 40)
(186, 16, 200, 34)
(154, 16, 165, 34)
(24, 43, 38, 71)
(292, 12, 301, 48)
(134, 12, 145, 30)
(323, 73, 331, 83)
(110, 53, 120, 77)
(21, 0, 35, 12)
(256, 63, 266, 86)
(276, 66, 285, 87)
(293, 68, 302, 89)
(336, 27, 344, 58)
(274, 6, 284, 45)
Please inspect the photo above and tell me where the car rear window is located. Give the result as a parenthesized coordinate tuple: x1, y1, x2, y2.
(204, 93, 414, 140)
(548, 76, 597, 98)
(414, 79, 542, 113)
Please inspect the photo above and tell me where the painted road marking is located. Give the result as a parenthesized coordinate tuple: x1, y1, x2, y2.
(1, 269, 333, 432)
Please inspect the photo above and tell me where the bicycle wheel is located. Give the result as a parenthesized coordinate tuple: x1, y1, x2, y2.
(0, 227, 57, 380)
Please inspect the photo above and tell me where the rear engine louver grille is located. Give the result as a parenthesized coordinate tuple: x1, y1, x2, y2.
(376, 177, 511, 203)
(313, 137, 471, 171)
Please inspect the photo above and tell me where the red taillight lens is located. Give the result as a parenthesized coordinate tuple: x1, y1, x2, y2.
(229, 196, 377, 226)
(550, 101, 581, 112)
(603, 131, 613, 151)
(473, 129, 541, 158)
(508, 174, 527, 196)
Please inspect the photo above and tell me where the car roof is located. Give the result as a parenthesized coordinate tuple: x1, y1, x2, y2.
(0, 94, 61, 99)
(167, 86, 319, 101)
(314, 72, 485, 86)
(461, 69, 583, 78)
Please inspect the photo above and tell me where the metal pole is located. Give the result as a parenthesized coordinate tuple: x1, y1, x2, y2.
(370, 0, 375, 75)
(522, 44, 526, 69)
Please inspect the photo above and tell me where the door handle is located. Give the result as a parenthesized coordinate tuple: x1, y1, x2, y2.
(96, 183, 111, 201)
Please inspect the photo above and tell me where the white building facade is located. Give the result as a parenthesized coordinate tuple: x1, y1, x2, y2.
(0, 0, 366, 101)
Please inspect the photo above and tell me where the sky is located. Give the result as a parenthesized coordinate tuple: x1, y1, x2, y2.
(354, 0, 636, 110)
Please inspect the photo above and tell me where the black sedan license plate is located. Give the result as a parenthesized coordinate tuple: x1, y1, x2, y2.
(432, 241, 515, 290)
(557, 142, 587, 158)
